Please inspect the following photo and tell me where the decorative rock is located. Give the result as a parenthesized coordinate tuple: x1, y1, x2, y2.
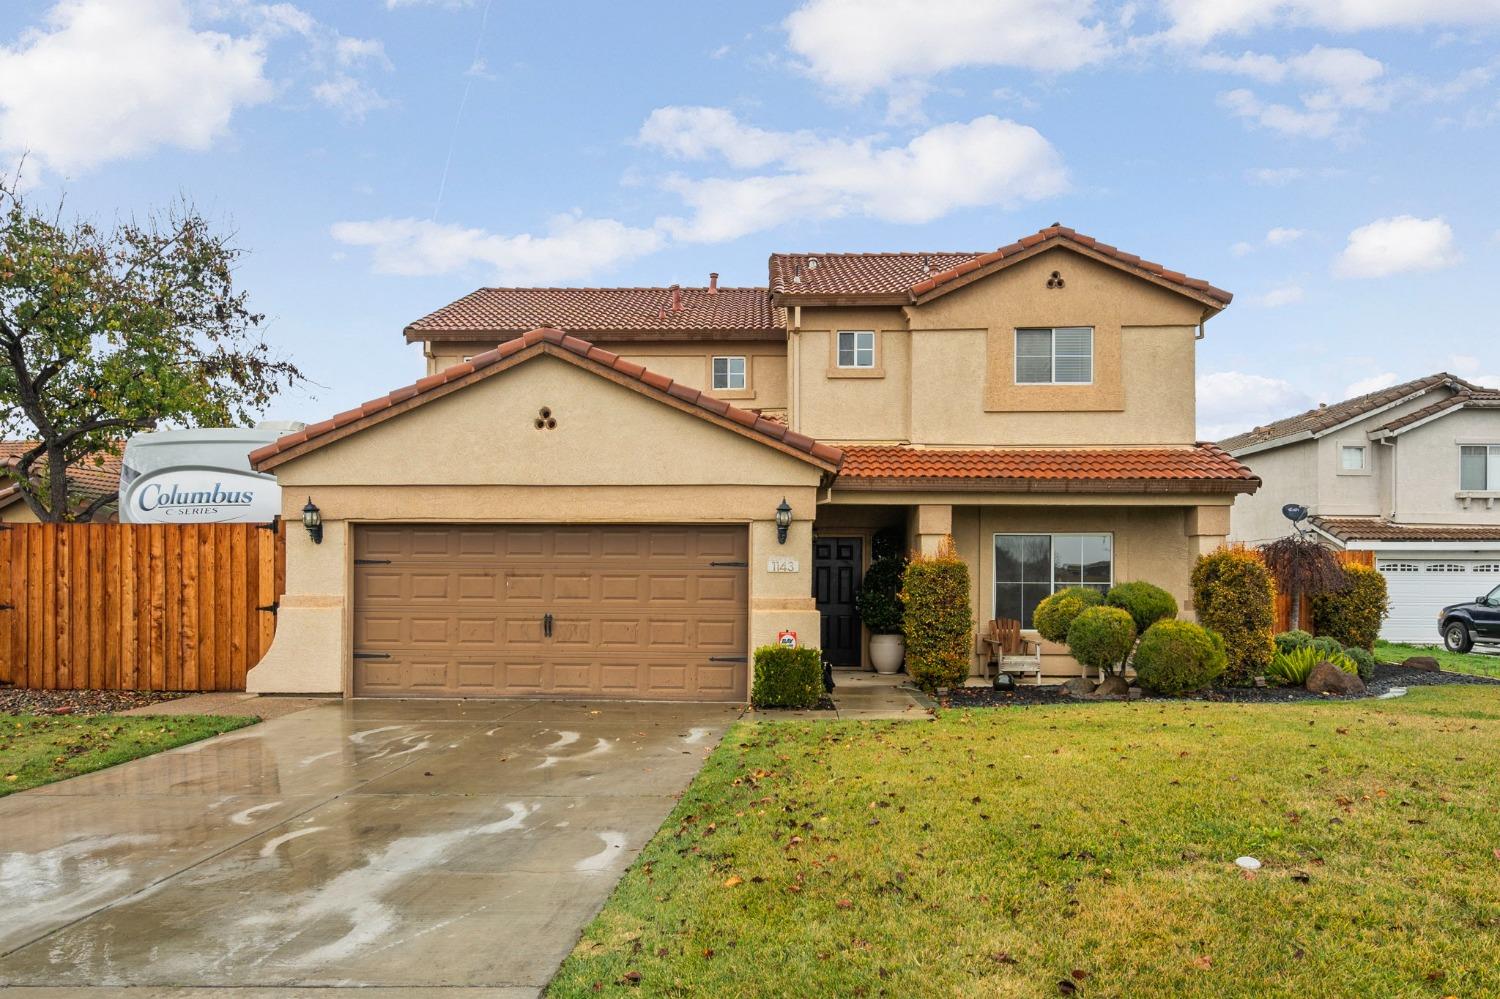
(1095, 674, 1131, 698)
(1402, 656, 1440, 673)
(1235, 856, 1262, 871)
(1058, 677, 1096, 698)
(1305, 661, 1367, 696)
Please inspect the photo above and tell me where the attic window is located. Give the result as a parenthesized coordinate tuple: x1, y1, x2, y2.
(712, 355, 746, 390)
(1016, 327, 1092, 384)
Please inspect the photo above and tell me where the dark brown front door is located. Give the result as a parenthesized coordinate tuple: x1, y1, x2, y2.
(813, 536, 863, 667)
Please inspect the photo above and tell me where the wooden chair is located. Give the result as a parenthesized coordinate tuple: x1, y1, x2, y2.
(981, 618, 1043, 685)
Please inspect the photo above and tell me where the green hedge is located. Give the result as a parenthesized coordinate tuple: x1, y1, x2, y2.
(1191, 547, 1276, 684)
(1132, 620, 1227, 695)
(750, 645, 824, 709)
(1310, 563, 1389, 651)
(900, 541, 973, 693)
(1033, 586, 1104, 644)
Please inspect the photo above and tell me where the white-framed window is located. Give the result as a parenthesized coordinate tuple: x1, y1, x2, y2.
(1340, 445, 1367, 471)
(837, 330, 876, 368)
(1460, 444, 1500, 490)
(994, 533, 1113, 629)
(1378, 561, 1420, 573)
(1016, 327, 1093, 385)
(712, 355, 746, 390)
(1426, 563, 1467, 573)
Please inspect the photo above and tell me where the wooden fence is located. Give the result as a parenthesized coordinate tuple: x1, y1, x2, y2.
(0, 522, 285, 692)
(1272, 548, 1375, 634)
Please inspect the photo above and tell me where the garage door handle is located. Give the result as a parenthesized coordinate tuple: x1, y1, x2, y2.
(354, 559, 392, 565)
(353, 652, 391, 660)
(544, 613, 553, 638)
(710, 560, 748, 567)
(708, 655, 748, 663)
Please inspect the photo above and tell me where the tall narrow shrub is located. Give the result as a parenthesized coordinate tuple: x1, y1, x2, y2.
(900, 539, 973, 692)
(1310, 563, 1389, 651)
(1191, 547, 1275, 684)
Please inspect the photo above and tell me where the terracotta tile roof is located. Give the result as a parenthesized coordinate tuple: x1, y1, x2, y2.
(1218, 373, 1485, 453)
(251, 328, 842, 472)
(834, 443, 1258, 494)
(1311, 516, 1500, 544)
(1370, 387, 1500, 435)
(0, 442, 122, 510)
(404, 286, 782, 341)
(770, 225, 1232, 308)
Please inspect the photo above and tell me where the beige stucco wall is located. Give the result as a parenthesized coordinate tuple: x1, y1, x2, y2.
(1229, 440, 1318, 545)
(0, 502, 40, 523)
(250, 354, 826, 695)
(792, 248, 1207, 446)
(1395, 408, 1500, 524)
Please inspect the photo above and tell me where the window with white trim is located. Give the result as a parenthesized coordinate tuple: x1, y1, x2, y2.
(712, 355, 746, 390)
(837, 330, 876, 368)
(1471, 564, 1500, 574)
(1016, 327, 1093, 384)
(1426, 563, 1467, 573)
(1378, 562, 1420, 573)
(1340, 445, 1366, 471)
(1460, 444, 1500, 490)
(994, 533, 1113, 629)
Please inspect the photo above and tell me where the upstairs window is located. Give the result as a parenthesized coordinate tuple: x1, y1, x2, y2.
(712, 355, 746, 390)
(1340, 445, 1367, 471)
(1460, 445, 1500, 490)
(837, 330, 876, 368)
(1016, 327, 1093, 384)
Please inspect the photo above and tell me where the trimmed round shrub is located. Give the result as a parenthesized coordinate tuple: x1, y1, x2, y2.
(1033, 586, 1104, 644)
(1132, 620, 1228, 695)
(1310, 635, 1344, 659)
(855, 553, 906, 635)
(900, 541, 973, 693)
(1191, 547, 1275, 684)
(1106, 581, 1178, 635)
(1311, 563, 1389, 651)
(1066, 606, 1137, 675)
(1274, 629, 1314, 655)
(1342, 644, 1376, 681)
(750, 645, 823, 709)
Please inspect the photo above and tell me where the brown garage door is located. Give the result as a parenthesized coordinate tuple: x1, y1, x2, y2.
(352, 524, 748, 700)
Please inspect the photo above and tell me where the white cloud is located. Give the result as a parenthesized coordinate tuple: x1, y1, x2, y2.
(1197, 371, 1314, 441)
(783, 0, 1111, 96)
(640, 108, 1067, 243)
(1445, 355, 1500, 390)
(1334, 216, 1462, 279)
(330, 212, 665, 284)
(1211, 45, 1391, 139)
(313, 75, 391, 121)
(1161, 0, 1500, 44)
(0, 0, 271, 176)
(1250, 283, 1305, 307)
(1233, 227, 1307, 256)
(334, 36, 390, 69)
(1343, 372, 1399, 396)
(1219, 88, 1340, 138)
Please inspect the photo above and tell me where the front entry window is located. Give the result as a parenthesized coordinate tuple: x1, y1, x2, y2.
(994, 533, 1113, 628)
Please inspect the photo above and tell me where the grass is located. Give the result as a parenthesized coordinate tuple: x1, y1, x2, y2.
(550, 687, 1500, 998)
(0, 714, 256, 795)
(1377, 640, 1500, 678)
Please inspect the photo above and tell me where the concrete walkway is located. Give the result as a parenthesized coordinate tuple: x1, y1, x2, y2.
(748, 670, 931, 721)
(0, 697, 740, 997)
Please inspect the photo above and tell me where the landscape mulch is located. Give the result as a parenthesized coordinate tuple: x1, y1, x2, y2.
(0, 687, 188, 716)
(941, 661, 1500, 710)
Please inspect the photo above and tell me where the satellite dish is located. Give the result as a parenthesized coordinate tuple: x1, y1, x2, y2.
(1281, 503, 1309, 523)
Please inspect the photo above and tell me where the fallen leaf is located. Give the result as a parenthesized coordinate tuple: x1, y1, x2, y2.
(722, 875, 743, 888)
(1191, 955, 1213, 970)
(1057, 980, 1077, 995)
(835, 898, 852, 909)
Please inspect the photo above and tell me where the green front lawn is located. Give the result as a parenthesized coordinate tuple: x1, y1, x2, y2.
(0, 714, 256, 795)
(1377, 640, 1500, 678)
(551, 687, 1500, 998)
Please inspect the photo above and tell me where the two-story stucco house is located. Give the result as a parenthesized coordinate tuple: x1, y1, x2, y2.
(1222, 373, 1500, 642)
(245, 225, 1259, 700)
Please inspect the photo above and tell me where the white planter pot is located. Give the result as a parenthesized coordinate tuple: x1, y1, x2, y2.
(869, 634, 905, 674)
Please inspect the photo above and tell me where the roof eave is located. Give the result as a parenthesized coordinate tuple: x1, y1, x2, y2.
(404, 326, 786, 343)
(829, 475, 1259, 495)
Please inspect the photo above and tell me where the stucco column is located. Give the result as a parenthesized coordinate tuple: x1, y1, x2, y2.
(912, 503, 954, 557)
(748, 515, 820, 659)
(1185, 504, 1232, 556)
(246, 518, 347, 694)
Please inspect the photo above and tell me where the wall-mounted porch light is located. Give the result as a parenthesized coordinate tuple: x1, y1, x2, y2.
(775, 497, 792, 545)
(302, 497, 323, 544)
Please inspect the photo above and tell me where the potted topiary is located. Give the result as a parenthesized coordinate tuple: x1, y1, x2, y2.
(857, 547, 907, 674)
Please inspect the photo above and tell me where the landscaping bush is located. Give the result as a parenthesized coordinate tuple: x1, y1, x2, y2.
(1310, 635, 1345, 659)
(1033, 586, 1104, 644)
(1266, 646, 1357, 686)
(1274, 629, 1314, 655)
(1191, 547, 1276, 684)
(1260, 534, 1348, 631)
(1343, 644, 1376, 681)
(855, 551, 907, 635)
(750, 645, 824, 709)
(900, 539, 973, 693)
(1311, 563, 1389, 651)
(1105, 581, 1178, 635)
(1066, 606, 1137, 677)
(1132, 620, 1228, 695)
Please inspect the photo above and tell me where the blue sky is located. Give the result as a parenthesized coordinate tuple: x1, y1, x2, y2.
(1, 0, 1497, 439)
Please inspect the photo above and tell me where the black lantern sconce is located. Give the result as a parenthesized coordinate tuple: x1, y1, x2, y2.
(302, 497, 323, 544)
(775, 497, 792, 545)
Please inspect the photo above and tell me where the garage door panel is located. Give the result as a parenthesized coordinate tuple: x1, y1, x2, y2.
(1379, 558, 1500, 642)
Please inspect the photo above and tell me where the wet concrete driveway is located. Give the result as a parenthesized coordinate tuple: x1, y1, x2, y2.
(0, 697, 741, 998)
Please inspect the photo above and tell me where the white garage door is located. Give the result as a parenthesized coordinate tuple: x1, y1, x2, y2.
(1378, 559, 1500, 642)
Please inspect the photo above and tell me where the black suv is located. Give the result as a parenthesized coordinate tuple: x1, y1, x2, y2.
(1440, 583, 1500, 653)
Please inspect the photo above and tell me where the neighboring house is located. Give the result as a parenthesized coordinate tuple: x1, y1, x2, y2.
(246, 224, 1258, 700)
(0, 443, 122, 523)
(1221, 374, 1500, 643)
